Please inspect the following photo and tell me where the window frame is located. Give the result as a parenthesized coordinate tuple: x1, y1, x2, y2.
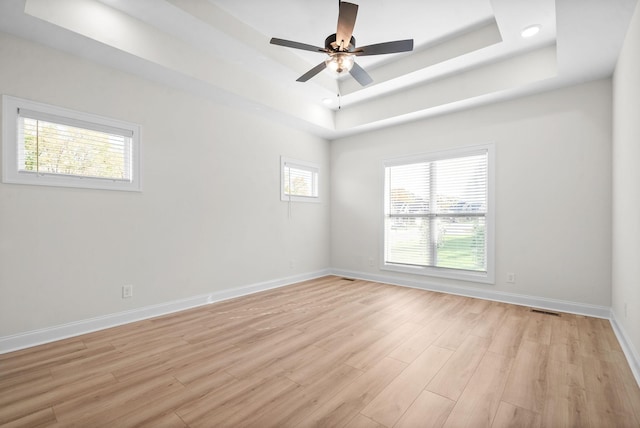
(2, 95, 141, 192)
(381, 144, 495, 284)
(280, 156, 320, 203)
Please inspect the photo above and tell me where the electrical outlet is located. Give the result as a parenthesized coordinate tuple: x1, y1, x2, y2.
(506, 273, 516, 284)
(289, 260, 296, 269)
(368, 257, 375, 267)
(122, 285, 133, 298)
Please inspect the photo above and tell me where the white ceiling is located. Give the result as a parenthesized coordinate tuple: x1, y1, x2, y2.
(0, 0, 637, 139)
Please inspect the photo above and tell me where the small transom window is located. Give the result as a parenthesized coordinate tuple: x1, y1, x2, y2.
(281, 157, 320, 202)
(2, 95, 141, 191)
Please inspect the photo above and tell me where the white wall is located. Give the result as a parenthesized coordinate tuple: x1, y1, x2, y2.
(331, 79, 613, 307)
(0, 28, 622, 344)
(0, 33, 331, 337)
(613, 2, 640, 365)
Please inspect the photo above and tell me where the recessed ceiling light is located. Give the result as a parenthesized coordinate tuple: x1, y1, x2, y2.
(521, 25, 541, 38)
(322, 98, 333, 105)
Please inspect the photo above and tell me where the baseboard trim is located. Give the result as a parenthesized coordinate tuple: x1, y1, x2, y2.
(0, 269, 331, 354)
(1, 266, 630, 385)
(330, 268, 611, 319)
(610, 311, 640, 387)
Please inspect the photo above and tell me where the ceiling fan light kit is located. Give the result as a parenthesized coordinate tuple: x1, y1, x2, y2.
(270, 1, 414, 87)
(326, 52, 355, 73)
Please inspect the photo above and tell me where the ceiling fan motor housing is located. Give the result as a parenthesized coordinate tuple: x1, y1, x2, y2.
(325, 33, 356, 52)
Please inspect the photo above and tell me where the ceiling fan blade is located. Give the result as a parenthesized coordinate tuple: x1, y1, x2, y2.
(354, 39, 414, 56)
(336, 2, 358, 50)
(297, 62, 328, 82)
(349, 62, 373, 86)
(270, 38, 326, 53)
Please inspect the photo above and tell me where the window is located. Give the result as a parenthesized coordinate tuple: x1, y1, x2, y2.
(281, 157, 319, 202)
(383, 145, 494, 283)
(2, 95, 141, 191)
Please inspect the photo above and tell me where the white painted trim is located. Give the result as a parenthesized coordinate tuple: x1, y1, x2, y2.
(610, 310, 640, 387)
(5, 267, 637, 389)
(380, 143, 495, 284)
(330, 268, 611, 319)
(280, 156, 321, 203)
(2, 95, 142, 192)
(0, 269, 331, 354)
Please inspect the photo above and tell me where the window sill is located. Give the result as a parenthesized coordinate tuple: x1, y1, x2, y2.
(3, 171, 141, 192)
(280, 196, 321, 203)
(381, 263, 494, 284)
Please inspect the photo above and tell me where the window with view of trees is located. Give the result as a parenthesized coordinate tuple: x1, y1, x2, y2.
(19, 117, 130, 180)
(281, 157, 319, 202)
(2, 95, 140, 191)
(383, 145, 494, 283)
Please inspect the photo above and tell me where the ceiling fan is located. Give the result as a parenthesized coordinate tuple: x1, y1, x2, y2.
(270, 1, 413, 86)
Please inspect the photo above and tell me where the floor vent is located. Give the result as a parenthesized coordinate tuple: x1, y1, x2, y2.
(341, 277, 356, 281)
(530, 308, 561, 317)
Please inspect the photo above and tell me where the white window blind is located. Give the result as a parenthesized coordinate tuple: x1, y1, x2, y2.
(281, 157, 319, 202)
(2, 95, 140, 191)
(18, 110, 132, 181)
(383, 145, 493, 282)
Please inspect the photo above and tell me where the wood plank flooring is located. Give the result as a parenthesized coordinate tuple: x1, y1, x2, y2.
(1, 276, 639, 427)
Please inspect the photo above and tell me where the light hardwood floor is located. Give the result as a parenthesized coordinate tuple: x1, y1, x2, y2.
(1, 276, 639, 427)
